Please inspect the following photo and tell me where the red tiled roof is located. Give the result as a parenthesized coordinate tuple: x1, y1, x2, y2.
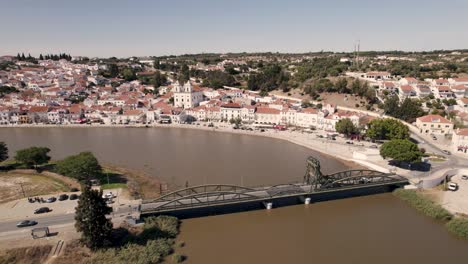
(255, 107, 280, 114)
(417, 114, 452, 124)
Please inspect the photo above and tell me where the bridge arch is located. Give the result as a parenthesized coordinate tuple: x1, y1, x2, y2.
(143, 184, 256, 204)
(142, 191, 262, 212)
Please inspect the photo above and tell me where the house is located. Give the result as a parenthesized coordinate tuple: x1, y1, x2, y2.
(295, 108, 318, 128)
(452, 128, 468, 155)
(27, 106, 49, 123)
(451, 85, 468, 98)
(220, 103, 242, 121)
(415, 114, 454, 135)
(255, 107, 281, 124)
(434, 86, 452, 99)
(398, 85, 416, 100)
(365, 71, 391, 81)
(399, 77, 418, 86)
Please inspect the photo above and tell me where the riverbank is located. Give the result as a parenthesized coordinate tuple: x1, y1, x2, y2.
(394, 189, 468, 240)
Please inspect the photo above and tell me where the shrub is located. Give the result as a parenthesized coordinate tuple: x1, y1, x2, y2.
(446, 218, 468, 240)
(393, 189, 452, 221)
(172, 253, 185, 263)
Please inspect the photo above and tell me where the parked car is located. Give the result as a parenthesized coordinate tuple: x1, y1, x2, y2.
(461, 175, 468, 180)
(46, 197, 56, 203)
(16, 220, 37, 228)
(69, 194, 79, 200)
(58, 194, 69, 201)
(442, 150, 451, 155)
(34, 207, 51, 214)
(432, 136, 437, 140)
(448, 182, 458, 191)
(370, 145, 378, 149)
(346, 141, 354, 144)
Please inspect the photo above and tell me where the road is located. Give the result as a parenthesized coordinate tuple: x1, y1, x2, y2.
(0, 213, 75, 234)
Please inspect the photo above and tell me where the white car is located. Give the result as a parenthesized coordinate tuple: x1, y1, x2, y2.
(448, 182, 458, 191)
(461, 175, 468, 180)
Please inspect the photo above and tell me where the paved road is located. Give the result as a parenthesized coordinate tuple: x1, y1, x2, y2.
(0, 213, 75, 234)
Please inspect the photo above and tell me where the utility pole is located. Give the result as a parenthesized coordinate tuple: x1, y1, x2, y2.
(19, 183, 26, 198)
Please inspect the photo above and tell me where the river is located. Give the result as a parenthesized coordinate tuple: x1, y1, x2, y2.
(1, 127, 467, 263)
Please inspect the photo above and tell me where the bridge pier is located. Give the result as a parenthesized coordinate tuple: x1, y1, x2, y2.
(299, 196, 312, 204)
(263, 201, 273, 210)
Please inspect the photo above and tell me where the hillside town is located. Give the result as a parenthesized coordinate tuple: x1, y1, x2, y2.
(0, 54, 468, 157)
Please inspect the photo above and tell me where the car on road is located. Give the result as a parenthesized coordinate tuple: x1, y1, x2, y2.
(69, 194, 79, 200)
(442, 150, 451, 155)
(432, 136, 437, 140)
(461, 175, 468, 180)
(448, 182, 458, 191)
(370, 145, 378, 149)
(58, 194, 69, 201)
(16, 220, 37, 228)
(34, 207, 51, 214)
(46, 197, 56, 203)
(346, 141, 354, 144)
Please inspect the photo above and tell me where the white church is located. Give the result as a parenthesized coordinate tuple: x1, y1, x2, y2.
(173, 81, 204, 109)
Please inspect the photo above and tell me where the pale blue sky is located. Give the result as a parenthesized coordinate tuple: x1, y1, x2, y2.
(1, 0, 467, 57)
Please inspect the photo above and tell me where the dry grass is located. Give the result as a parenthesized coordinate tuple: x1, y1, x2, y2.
(0, 172, 70, 204)
(102, 164, 164, 200)
(0, 245, 52, 264)
(53, 240, 92, 264)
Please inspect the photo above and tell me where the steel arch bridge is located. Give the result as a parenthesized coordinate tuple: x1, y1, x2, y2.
(141, 156, 408, 214)
(303, 156, 407, 190)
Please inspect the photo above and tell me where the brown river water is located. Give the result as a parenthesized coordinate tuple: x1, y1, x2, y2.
(1, 127, 468, 263)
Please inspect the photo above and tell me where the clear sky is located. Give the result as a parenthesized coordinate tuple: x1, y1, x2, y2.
(1, 0, 467, 57)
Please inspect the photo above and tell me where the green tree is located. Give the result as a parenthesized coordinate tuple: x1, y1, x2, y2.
(153, 70, 167, 89)
(108, 64, 119, 78)
(335, 118, 358, 137)
(384, 96, 425, 123)
(0, 142, 8, 163)
(75, 185, 112, 251)
(15, 147, 51, 168)
(380, 139, 423, 163)
(153, 59, 160, 69)
(55, 152, 102, 182)
(366, 119, 409, 140)
(179, 64, 190, 83)
(122, 68, 136, 82)
(335, 78, 350, 93)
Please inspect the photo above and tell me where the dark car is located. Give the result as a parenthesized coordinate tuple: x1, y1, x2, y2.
(69, 194, 79, 200)
(34, 207, 51, 214)
(16, 220, 37, 228)
(58, 194, 69, 201)
(46, 197, 56, 203)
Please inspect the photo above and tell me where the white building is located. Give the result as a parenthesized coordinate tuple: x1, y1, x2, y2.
(415, 114, 454, 135)
(452, 128, 468, 155)
(173, 81, 204, 109)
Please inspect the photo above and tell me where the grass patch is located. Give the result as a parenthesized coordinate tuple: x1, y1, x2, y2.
(393, 189, 452, 221)
(428, 158, 446, 162)
(446, 218, 468, 240)
(0, 245, 52, 264)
